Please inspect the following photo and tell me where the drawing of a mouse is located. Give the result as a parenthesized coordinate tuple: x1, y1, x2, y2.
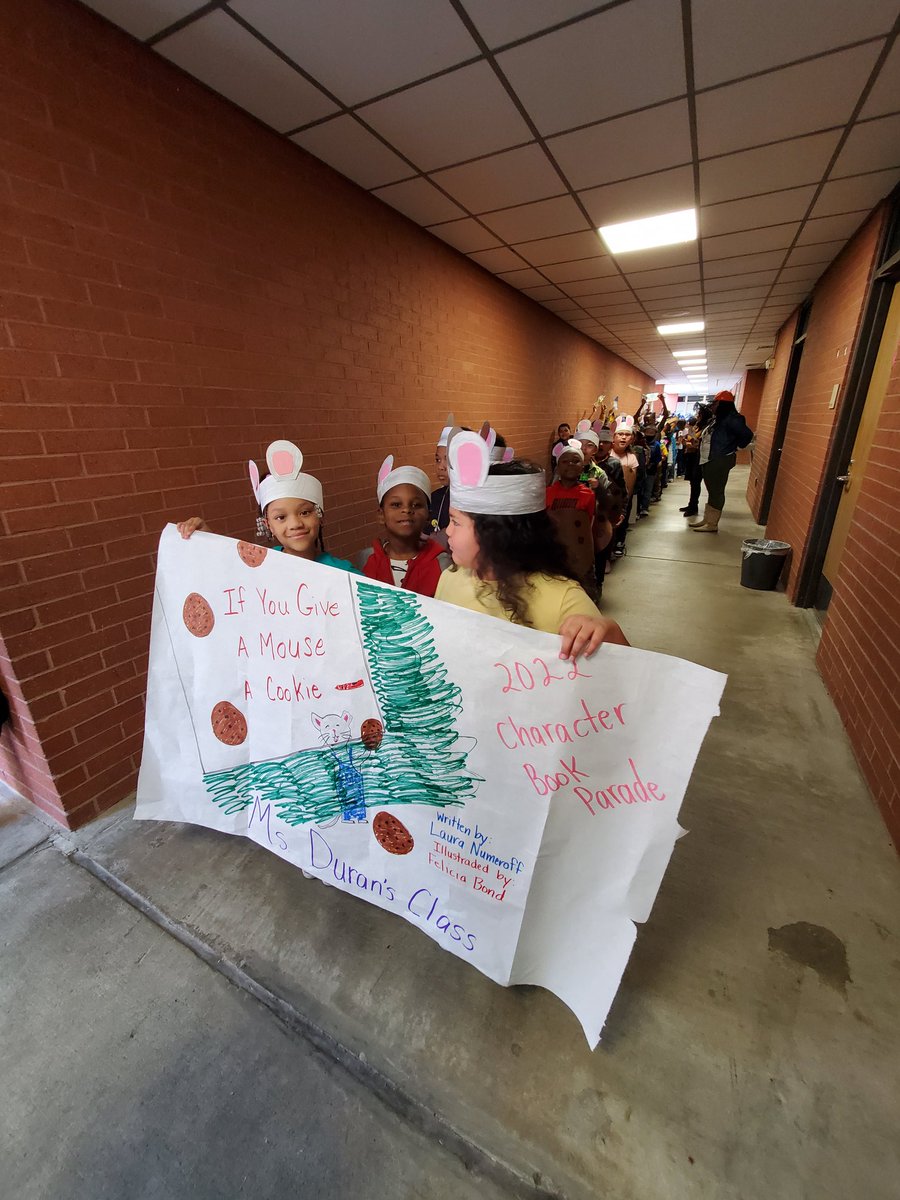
(312, 711, 367, 823)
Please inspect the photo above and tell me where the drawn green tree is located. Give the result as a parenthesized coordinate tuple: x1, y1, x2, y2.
(204, 581, 479, 823)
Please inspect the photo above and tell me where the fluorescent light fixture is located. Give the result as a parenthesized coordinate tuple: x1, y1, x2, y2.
(598, 207, 697, 255)
(658, 321, 705, 335)
(673, 349, 706, 358)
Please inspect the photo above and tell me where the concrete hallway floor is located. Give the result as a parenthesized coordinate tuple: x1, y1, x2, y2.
(2, 468, 899, 1200)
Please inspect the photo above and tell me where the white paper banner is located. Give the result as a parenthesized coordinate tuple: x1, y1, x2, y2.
(136, 526, 726, 1046)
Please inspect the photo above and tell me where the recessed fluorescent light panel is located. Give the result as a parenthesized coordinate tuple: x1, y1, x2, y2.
(598, 208, 697, 255)
(673, 349, 706, 358)
(659, 321, 705, 335)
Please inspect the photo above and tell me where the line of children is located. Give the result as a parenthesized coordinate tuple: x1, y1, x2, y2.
(177, 423, 627, 657)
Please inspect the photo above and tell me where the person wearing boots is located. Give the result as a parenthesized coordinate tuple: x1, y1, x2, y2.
(679, 415, 702, 517)
(690, 390, 753, 533)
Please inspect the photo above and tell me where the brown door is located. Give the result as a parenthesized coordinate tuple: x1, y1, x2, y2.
(821, 283, 899, 592)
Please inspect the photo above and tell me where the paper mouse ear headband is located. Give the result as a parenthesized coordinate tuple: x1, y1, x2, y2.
(250, 440, 324, 513)
(436, 412, 457, 448)
(376, 455, 431, 504)
(552, 437, 585, 462)
(448, 431, 545, 516)
(574, 419, 599, 448)
(615, 414, 634, 432)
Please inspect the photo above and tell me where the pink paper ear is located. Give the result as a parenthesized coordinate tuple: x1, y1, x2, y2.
(248, 460, 260, 503)
(451, 434, 490, 487)
(377, 455, 393, 486)
(576, 419, 591, 434)
(266, 440, 303, 479)
(502, 447, 514, 463)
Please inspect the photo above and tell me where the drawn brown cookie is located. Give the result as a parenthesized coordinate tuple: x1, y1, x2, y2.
(183, 592, 214, 638)
(237, 540, 267, 568)
(210, 700, 247, 746)
(360, 718, 384, 750)
(373, 811, 414, 855)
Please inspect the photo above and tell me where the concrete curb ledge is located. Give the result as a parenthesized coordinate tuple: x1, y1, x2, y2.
(64, 843, 578, 1200)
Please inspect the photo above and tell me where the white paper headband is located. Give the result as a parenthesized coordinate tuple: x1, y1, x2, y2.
(376, 456, 431, 504)
(250, 440, 324, 513)
(574, 419, 599, 448)
(448, 431, 545, 516)
(553, 437, 585, 462)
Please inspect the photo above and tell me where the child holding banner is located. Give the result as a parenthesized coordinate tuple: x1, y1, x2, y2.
(176, 439, 360, 574)
(436, 431, 628, 660)
(360, 456, 450, 596)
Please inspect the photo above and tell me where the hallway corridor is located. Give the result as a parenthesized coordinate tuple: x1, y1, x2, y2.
(2, 470, 897, 1200)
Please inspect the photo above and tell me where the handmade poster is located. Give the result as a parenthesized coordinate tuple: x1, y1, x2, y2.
(136, 526, 726, 1046)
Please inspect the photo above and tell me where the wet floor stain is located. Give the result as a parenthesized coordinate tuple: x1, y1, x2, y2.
(768, 921, 851, 994)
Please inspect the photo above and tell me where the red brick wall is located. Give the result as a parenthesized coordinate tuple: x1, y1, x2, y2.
(746, 312, 800, 521)
(817, 301, 900, 851)
(0, 0, 653, 828)
(765, 209, 885, 597)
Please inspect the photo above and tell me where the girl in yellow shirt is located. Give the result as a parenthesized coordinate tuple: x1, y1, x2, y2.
(434, 429, 628, 660)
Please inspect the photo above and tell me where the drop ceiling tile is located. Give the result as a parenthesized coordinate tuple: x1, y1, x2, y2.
(701, 186, 817, 237)
(812, 168, 900, 217)
(462, 0, 600, 48)
(229, 0, 479, 105)
(695, 43, 884, 158)
(832, 114, 900, 178)
(704, 301, 764, 315)
(520, 284, 567, 301)
(643, 302, 702, 318)
(372, 177, 465, 224)
(703, 223, 799, 259)
(706, 270, 778, 292)
(467, 246, 530, 272)
(427, 218, 502, 254)
(542, 300, 586, 314)
(290, 115, 412, 188)
(497, 267, 553, 288)
(699, 131, 840, 205)
(512, 230, 607, 265)
(610, 242, 699, 272)
(81, 0, 201, 39)
(574, 289, 637, 307)
(794, 211, 868, 244)
(430, 144, 563, 213)
(547, 100, 692, 190)
(703, 250, 788, 276)
(480, 195, 586, 243)
(783, 240, 845, 267)
(776, 265, 822, 286)
(691, 0, 896, 89)
(496, 0, 686, 136)
(358, 61, 532, 172)
(580, 165, 695, 229)
(564, 275, 629, 298)
(633, 280, 703, 301)
(624, 263, 701, 288)
(858, 38, 900, 119)
(155, 10, 338, 132)
(582, 301, 644, 317)
(540, 257, 619, 284)
(705, 285, 771, 304)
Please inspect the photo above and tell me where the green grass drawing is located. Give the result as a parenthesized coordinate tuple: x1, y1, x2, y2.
(202, 581, 480, 823)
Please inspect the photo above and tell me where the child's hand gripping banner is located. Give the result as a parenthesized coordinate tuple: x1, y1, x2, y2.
(137, 526, 726, 1047)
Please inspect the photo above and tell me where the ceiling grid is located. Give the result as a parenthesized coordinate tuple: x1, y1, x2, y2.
(83, 0, 900, 391)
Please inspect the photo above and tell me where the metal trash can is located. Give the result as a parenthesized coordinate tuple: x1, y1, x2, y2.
(740, 538, 790, 591)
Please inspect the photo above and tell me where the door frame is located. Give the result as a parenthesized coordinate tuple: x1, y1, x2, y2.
(757, 303, 810, 526)
(795, 191, 900, 609)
